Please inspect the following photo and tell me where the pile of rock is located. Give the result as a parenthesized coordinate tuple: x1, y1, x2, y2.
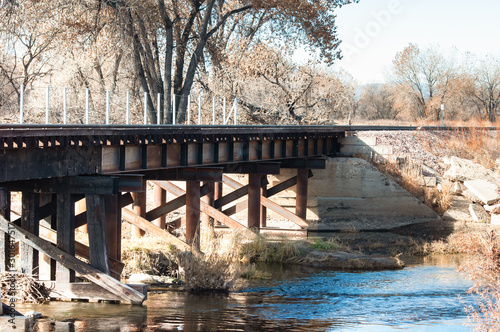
(443, 156, 500, 224)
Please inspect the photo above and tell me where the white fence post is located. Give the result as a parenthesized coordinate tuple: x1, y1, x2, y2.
(234, 99, 238, 125)
(212, 97, 216, 125)
(85, 88, 89, 124)
(19, 85, 24, 124)
(126, 91, 130, 125)
(223, 97, 226, 125)
(187, 95, 191, 125)
(198, 94, 202, 125)
(63, 87, 67, 124)
(173, 94, 176, 125)
(106, 90, 110, 125)
(144, 92, 147, 124)
(157, 93, 161, 125)
(45, 86, 50, 124)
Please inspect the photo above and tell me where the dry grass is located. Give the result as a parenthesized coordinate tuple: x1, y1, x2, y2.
(121, 234, 179, 278)
(420, 122, 500, 170)
(374, 160, 453, 215)
(457, 231, 500, 331)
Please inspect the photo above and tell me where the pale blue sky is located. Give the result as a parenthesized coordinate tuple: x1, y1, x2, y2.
(335, 0, 500, 84)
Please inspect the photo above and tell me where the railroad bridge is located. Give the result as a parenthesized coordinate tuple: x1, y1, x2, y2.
(0, 124, 430, 305)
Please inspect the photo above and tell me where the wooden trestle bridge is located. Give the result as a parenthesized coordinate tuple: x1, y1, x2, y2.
(0, 124, 423, 305)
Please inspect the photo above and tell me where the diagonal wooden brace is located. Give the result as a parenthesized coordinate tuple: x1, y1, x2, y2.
(154, 181, 255, 236)
(121, 208, 192, 251)
(0, 215, 145, 305)
(222, 175, 309, 228)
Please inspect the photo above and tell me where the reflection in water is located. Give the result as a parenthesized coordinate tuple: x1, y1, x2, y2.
(16, 255, 474, 331)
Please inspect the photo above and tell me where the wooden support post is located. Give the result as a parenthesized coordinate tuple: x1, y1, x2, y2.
(39, 193, 56, 281)
(131, 180, 146, 238)
(56, 193, 75, 283)
(201, 182, 214, 229)
(21, 191, 40, 275)
(214, 182, 223, 226)
(223, 175, 309, 229)
(0, 188, 10, 272)
(86, 194, 110, 274)
(261, 178, 267, 228)
(185, 181, 201, 249)
(296, 168, 309, 220)
(153, 184, 166, 229)
(105, 194, 122, 280)
(247, 174, 261, 231)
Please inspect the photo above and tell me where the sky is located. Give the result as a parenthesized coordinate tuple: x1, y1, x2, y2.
(334, 0, 500, 84)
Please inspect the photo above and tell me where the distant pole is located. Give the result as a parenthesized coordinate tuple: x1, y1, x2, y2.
(173, 94, 176, 125)
(157, 93, 161, 125)
(440, 104, 445, 127)
(19, 85, 24, 124)
(63, 87, 67, 124)
(126, 91, 130, 125)
(144, 92, 147, 124)
(85, 88, 89, 125)
(198, 94, 202, 125)
(187, 95, 191, 125)
(45, 86, 50, 124)
(106, 90, 110, 125)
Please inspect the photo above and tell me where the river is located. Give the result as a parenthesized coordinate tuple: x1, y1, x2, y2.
(16, 255, 475, 331)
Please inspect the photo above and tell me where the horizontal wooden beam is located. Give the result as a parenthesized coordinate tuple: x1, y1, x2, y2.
(103, 174, 145, 192)
(279, 158, 326, 169)
(122, 208, 192, 251)
(0, 215, 144, 305)
(136, 167, 224, 182)
(223, 162, 281, 174)
(1, 176, 120, 195)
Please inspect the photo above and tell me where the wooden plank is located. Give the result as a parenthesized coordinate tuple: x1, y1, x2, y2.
(105, 194, 122, 280)
(0, 215, 144, 305)
(222, 175, 309, 228)
(56, 193, 75, 283)
(213, 177, 268, 209)
(38, 225, 124, 277)
(39, 281, 148, 303)
(21, 191, 39, 275)
(122, 208, 192, 251)
(156, 181, 254, 236)
(86, 194, 110, 274)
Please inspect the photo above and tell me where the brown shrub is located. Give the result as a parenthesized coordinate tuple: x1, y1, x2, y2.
(458, 231, 500, 331)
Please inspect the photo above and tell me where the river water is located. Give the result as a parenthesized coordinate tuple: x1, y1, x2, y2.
(17, 255, 476, 331)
